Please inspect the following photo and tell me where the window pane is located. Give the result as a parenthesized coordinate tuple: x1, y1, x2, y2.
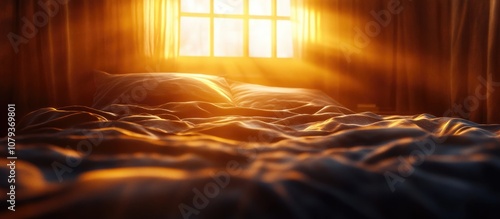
(214, 18, 243, 56)
(277, 20, 293, 58)
(215, 0, 243, 15)
(180, 17, 210, 56)
(249, 19, 272, 57)
(249, 0, 272, 16)
(277, 0, 291, 16)
(181, 0, 210, 13)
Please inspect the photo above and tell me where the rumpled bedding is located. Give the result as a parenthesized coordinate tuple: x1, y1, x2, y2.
(1, 73, 500, 219)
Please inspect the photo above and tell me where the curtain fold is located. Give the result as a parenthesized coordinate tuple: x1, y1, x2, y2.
(321, 0, 498, 123)
(394, 0, 452, 115)
(450, 0, 500, 123)
(144, 0, 179, 61)
(487, 0, 500, 123)
(2, 0, 148, 118)
(290, 0, 344, 100)
(291, 0, 323, 60)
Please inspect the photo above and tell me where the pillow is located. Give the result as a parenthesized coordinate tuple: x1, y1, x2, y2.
(229, 81, 339, 110)
(92, 71, 234, 109)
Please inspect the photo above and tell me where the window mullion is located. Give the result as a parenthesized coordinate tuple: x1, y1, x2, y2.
(178, 2, 182, 56)
(244, 0, 249, 57)
(176, 0, 292, 58)
(272, 0, 277, 58)
(210, 0, 215, 57)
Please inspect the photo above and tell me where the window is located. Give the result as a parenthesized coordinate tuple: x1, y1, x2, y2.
(179, 0, 293, 58)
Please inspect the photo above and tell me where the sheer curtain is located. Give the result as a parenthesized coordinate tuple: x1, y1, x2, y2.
(290, 0, 344, 98)
(143, 0, 179, 61)
(291, 0, 323, 60)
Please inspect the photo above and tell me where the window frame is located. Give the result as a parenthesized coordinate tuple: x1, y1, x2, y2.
(178, 0, 292, 58)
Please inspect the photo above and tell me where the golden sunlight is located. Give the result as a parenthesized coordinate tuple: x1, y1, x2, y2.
(144, 0, 294, 58)
(78, 167, 192, 181)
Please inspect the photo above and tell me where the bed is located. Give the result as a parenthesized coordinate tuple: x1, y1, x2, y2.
(1, 72, 500, 219)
